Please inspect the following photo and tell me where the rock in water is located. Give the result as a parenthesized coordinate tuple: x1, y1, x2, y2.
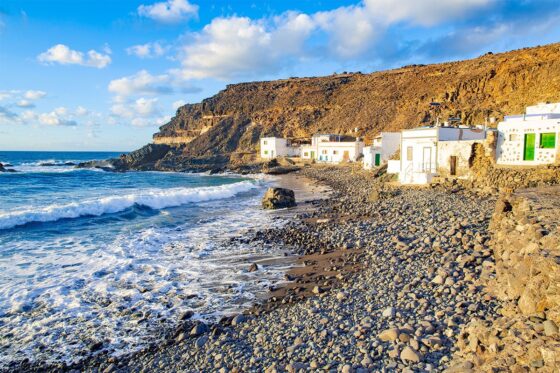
(261, 187, 296, 209)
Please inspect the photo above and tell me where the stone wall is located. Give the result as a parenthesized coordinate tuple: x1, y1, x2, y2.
(449, 186, 560, 372)
(465, 136, 560, 191)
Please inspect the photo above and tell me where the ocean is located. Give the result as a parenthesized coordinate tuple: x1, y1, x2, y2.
(0, 151, 291, 368)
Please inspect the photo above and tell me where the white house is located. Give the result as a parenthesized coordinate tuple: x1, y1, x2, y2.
(496, 103, 560, 166)
(399, 126, 486, 184)
(363, 132, 401, 169)
(302, 134, 364, 163)
(260, 137, 300, 159)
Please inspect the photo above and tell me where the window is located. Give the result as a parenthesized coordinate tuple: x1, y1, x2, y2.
(333, 150, 338, 155)
(509, 134, 518, 141)
(304, 152, 309, 157)
(263, 140, 268, 145)
(263, 150, 268, 155)
(540, 133, 556, 149)
(406, 146, 413, 161)
(322, 150, 328, 155)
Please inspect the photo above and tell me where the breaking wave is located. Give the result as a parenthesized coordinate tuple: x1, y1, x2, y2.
(0, 181, 258, 230)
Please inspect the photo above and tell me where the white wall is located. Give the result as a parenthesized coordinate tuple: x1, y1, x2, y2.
(438, 127, 486, 141)
(526, 102, 560, 115)
(379, 132, 401, 160)
(260, 137, 297, 159)
(496, 118, 559, 166)
(399, 134, 437, 184)
(317, 141, 364, 163)
(363, 146, 378, 169)
(398, 127, 485, 184)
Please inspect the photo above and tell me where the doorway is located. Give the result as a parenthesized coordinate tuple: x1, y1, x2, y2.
(375, 153, 381, 166)
(450, 156, 457, 176)
(343, 151, 350, 162)
(422, 147, 432, 172)
(523, 133, 535, 161)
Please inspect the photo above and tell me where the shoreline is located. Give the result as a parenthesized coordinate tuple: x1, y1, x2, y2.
(95, 165, 501, 372)
(6, 170, 331, 373)
(11, 165, 503, 372)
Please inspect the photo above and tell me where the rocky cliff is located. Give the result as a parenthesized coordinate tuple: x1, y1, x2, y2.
(118, 43, 560, 171)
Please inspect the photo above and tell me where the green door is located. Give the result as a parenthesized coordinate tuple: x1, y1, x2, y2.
(375, 153, 381, 166)
(310, 151, 315, 159)
(523, 133, 535, 161)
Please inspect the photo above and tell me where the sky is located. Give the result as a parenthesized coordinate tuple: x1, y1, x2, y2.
(0, 0, 559, 151)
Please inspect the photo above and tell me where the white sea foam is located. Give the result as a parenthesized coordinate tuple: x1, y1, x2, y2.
(0, 190, 292, 368)
(0, 181, 258, 230)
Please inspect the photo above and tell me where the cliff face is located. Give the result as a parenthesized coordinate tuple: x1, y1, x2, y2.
(124, 43, 560, 171)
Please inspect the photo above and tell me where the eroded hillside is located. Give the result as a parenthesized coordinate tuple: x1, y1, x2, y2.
(119, 43, 560, 171)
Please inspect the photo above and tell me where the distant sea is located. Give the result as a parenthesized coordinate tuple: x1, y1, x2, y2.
(0, 151, 288, 367)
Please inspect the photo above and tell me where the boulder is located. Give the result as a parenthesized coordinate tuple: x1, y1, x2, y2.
(262, 187, 296, 209)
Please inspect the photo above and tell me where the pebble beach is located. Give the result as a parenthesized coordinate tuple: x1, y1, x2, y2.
(80, 165, 502, 373)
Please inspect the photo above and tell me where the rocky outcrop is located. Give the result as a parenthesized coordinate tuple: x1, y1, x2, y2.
(450, 186, 560, 371)
(123, 43, 560, 171)
(261, 187, 296, 209)
(0, 162, 16, 173)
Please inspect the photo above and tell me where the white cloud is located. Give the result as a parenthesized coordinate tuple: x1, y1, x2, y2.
(11, 107, 78, 127)
(24, 90, 47, 100)
(138, 0, 198, 23)
(75, 106, 89, 116)
(126, 42, 168, 58)
(173, 0, 496, 79)
(16, 100, 34, 108)
(111, 97, 160, 120)
(178, 14, 314, 79)
(363, 0, 494, 27)
(38, 44, 112, 68)
(108, 70, 172, 98)
(38, 110, 78, 126)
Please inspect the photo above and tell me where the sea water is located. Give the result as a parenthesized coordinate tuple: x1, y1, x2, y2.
(0, 151, 290, 367)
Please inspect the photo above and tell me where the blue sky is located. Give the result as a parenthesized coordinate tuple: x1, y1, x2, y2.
(1, 0, 559, 151)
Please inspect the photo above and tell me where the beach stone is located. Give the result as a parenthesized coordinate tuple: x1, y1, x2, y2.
(262, 188, 296, 209)
(382, 307, 396, 318)
(248, 263, 259, 272)
(190, 323, 208, 336)
(232, 314, 248, 326)
(379, 328, 399, 341)
(195, 335, 208, 348)
(400, 346, 423, 363)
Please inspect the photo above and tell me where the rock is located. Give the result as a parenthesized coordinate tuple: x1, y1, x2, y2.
(261, 187, 296, 209)
(102, 364, 116, 373)
(180, 310, 194, 320)
(190, 322, 208, 336)
(432, 274, 445, 285)
(400, 346, 423, 363)
(336, 292, 347, 301)
(379, 328, 399, 341)
(232, 314, 248, 326)
(312, 286, 323, 294)
(382, 306, 396, 318)
(195, 335, 208, 348)
(248, 263, 259, 272)
(175, 332, 186, 343)
(543, 320, 559, 336)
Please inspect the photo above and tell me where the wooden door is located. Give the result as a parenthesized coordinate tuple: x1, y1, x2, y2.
(375, 153, 381, 166)
(343, 151, 350, 161)
(450, 156, 457, 176)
